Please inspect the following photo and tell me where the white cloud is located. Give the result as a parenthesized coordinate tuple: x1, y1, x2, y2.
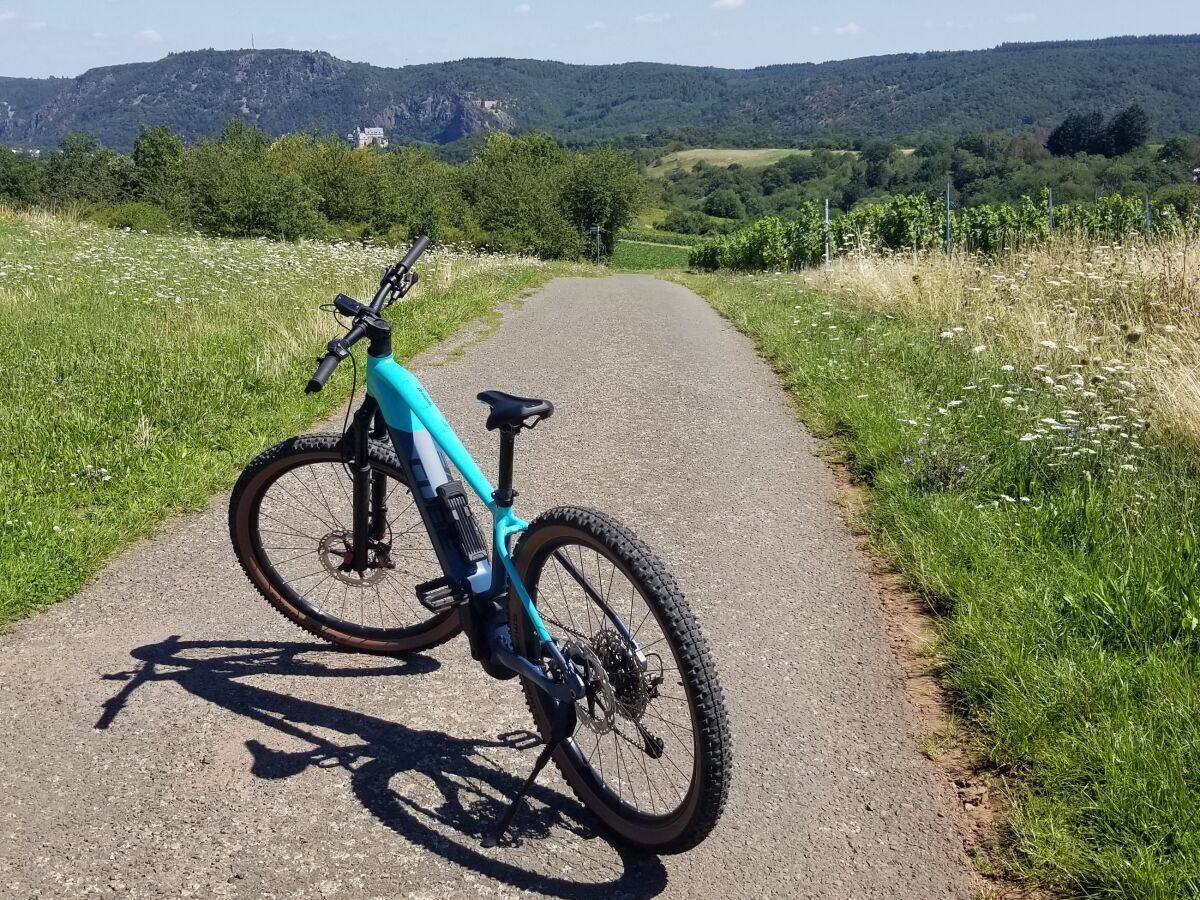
(635, 12, 672, 24)
(711, 0, 746, 8)
(137, 28, 163, 42)
(834, 22, 862, 35)
(513, 3, 530, 13)
(1005, 11, 1037, 23)
(24, 19, 46, 31)
(586, 20, 606, 30)
(0, 11, 18, 23)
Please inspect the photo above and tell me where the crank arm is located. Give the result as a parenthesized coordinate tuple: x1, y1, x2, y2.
(487, 627, 586, 704)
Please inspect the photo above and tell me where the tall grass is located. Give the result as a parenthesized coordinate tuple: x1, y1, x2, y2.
(676, 237, 1200, 898)
(0, 211, 582, 626)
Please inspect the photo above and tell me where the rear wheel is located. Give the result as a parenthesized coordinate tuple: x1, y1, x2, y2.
(510, 506, 731, 853)
(229, 433, 460, 654)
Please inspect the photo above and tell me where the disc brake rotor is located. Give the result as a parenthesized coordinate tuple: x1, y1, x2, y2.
(566, 642, 617, 735)
(318, 532, 387, 586)
(591, 629, 653, 720)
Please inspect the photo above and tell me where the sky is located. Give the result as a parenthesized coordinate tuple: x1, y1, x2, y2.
(0, 1, 1195, 78)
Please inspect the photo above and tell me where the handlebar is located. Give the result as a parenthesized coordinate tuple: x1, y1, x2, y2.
(305, 238, 430, 393)
(399, 235, 431, 272)
(305, 353, 342, 394)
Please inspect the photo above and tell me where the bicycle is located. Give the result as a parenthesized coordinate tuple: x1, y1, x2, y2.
(228, 238, 732, 851)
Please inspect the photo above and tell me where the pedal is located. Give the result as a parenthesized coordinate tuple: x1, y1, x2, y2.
(415, 576, 465, 613)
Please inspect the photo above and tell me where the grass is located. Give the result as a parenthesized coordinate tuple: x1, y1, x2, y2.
(610, 239, 691, 271)
(634, 207, 670, 228)
(646, 148, 806, 177)
(675, 239, 1200, 899)
(0, 211, 583, 627)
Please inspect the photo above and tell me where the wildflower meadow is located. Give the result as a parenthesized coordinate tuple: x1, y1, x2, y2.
(0, 209, 579, 625)
(677, 237, 1200, 897)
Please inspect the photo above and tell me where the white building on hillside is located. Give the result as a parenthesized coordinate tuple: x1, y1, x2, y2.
(350, 127, 388, 150)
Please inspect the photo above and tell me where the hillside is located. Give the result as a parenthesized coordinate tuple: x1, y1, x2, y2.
(1, 36, 1199, 150)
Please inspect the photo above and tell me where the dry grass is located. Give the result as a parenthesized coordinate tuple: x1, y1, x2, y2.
(790, 238, 1200, 442)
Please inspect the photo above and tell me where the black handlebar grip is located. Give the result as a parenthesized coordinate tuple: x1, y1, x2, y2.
(305, 353, 340, 393)
(399, 236, 431, 271)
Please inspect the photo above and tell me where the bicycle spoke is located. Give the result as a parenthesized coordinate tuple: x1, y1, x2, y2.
(530, 537, 700, 820)
(255, 455, 445, 635)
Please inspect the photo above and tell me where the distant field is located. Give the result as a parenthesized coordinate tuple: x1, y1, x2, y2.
(610, 240, 691, 271)
(647, 146, 908, 178)
(647, 148, 806, 177)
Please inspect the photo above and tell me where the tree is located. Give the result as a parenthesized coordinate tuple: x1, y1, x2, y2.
(187, 120, 321, 240)
(0, 149, 42, 206)
(1105, 104, 1150, 157)
(560, 146, 646, 256)
(1046, 111, 1105, 157)
(859, 139, 897, 188)
(703, 188, 745, 219)
(1157, 136, 1199, 165)
(459, 132, 582, 257)
(132, 124, 189, 220)
(42, 134, 132, 205)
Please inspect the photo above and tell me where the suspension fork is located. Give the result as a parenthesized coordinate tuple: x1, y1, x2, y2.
(369, 407, 389, 542)
(349, 399, 378, 574)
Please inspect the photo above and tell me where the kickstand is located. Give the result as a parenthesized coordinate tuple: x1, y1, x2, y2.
(482, 699, 577, 848)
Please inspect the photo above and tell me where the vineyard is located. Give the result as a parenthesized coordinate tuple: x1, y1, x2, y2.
(690, 191, 1200, 271)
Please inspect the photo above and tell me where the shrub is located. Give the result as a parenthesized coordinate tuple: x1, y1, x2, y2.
(86, 201, 175, 234)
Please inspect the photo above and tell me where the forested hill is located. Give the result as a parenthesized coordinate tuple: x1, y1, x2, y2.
(2, 35, 1199, 151)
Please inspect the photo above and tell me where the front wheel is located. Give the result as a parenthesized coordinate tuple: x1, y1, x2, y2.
(229, 433, 461, 654)
(509, 506, 732, 853)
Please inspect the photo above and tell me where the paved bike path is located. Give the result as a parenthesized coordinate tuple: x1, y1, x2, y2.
(0, 276, 970, 899)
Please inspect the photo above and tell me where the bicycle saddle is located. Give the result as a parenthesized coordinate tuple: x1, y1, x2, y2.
(476, 390, 554, 431)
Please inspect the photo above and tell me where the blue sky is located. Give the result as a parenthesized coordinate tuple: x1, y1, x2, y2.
(0, 1, 1195, 78)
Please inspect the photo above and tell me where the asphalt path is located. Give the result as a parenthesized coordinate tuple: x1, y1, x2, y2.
(0, 276, 971, 898)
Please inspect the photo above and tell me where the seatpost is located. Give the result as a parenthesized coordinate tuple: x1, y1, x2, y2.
(493, 428, 519, 508)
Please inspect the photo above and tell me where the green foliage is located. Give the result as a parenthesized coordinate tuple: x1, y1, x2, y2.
(42, 134, 133, 207)
(187, 122, 322, 241)
(609, 240, 691, 271)
(617, 227, 708, 246)
(690, 192, 1200, 271)
(653, 128, 1198, 230)
(1047, 105, 1151, 158)
(132, 124, 189, 221)
(0, 123, 646, 260)
(459, 133, 582, 258)
(561, 147, 647, 255)
(702, 188, 745, 219)
(85, 201, 175, 234)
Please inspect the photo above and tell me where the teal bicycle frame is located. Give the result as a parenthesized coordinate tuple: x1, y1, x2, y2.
(364, 351, 589, 701)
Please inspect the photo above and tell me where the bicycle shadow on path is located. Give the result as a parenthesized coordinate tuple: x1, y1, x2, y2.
(96, 636, 668, 900)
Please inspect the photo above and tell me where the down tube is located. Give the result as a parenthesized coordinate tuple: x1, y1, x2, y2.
(366, 355, 496, 509)
(367, 354, 555, 644)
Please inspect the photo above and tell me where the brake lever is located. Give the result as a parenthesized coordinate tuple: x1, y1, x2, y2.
(389, 270, 419, 305)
